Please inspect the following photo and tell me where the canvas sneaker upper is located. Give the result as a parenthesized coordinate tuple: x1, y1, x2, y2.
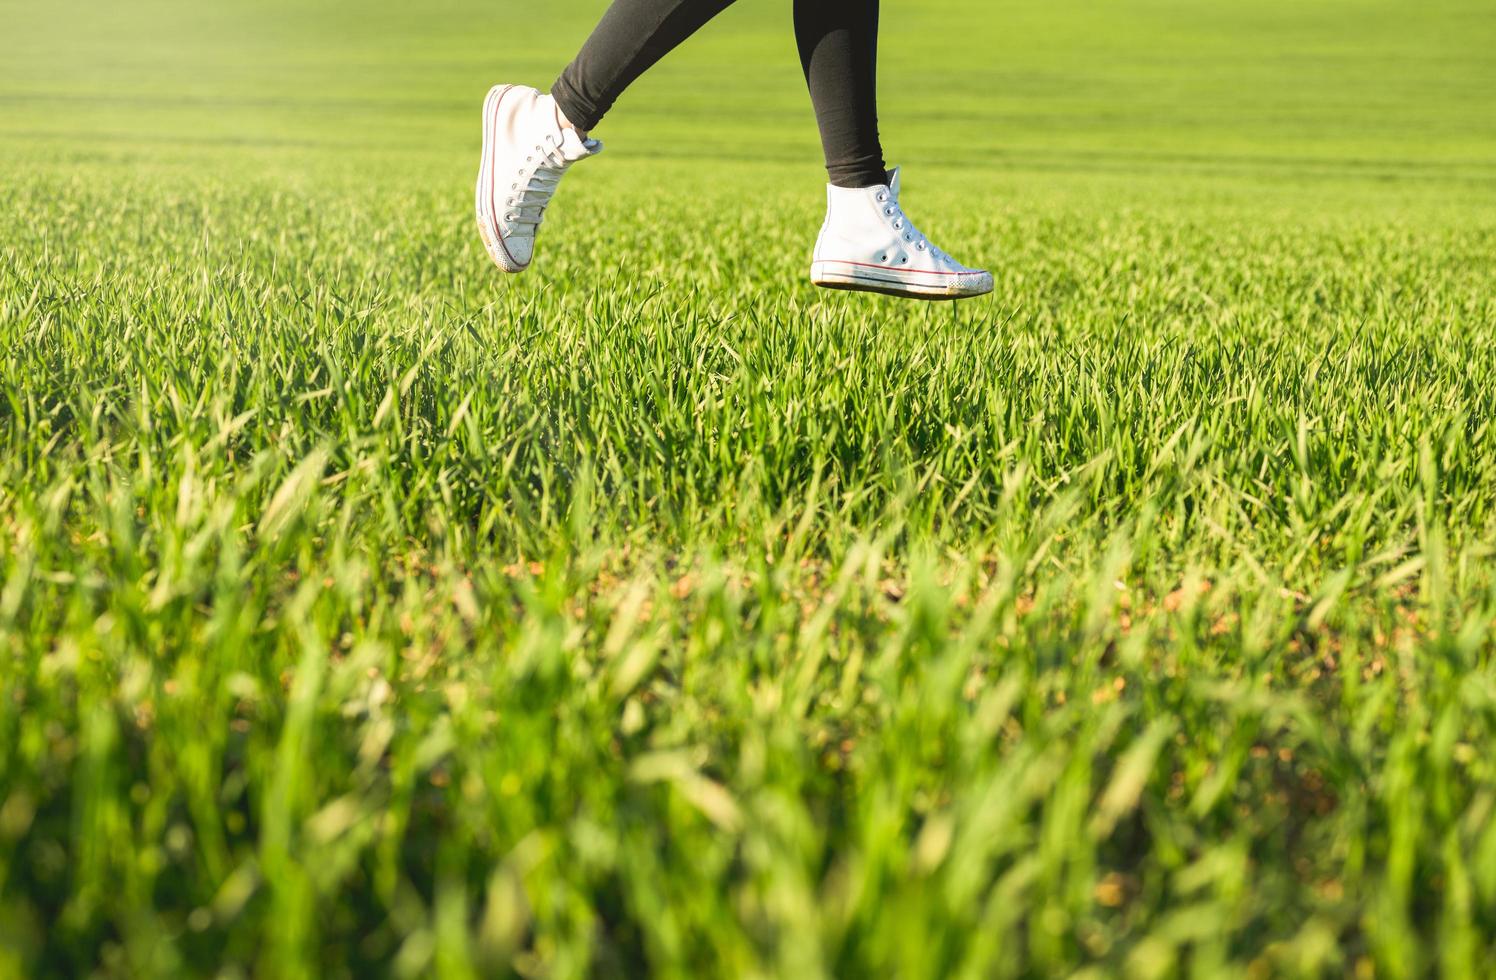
(476, 85, 602, 273)
(811, 167, 993, 299)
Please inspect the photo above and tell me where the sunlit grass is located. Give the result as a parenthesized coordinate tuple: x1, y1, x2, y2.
(4, 0, 1496, 975)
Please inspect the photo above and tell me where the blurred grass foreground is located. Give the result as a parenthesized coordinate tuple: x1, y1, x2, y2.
(4, 0, 1496, 976)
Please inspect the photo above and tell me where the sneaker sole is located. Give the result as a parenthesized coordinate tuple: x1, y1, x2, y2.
(475, 84, 528, 274)
(810, 260, 993, 301)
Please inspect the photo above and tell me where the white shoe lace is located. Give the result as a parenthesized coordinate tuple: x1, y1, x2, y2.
(503, 132, 570, 231)
(873, 188, 951, 263)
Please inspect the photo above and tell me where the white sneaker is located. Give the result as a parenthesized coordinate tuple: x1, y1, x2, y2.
(475, 84, 602, 273)
(810, 168, 993, 300)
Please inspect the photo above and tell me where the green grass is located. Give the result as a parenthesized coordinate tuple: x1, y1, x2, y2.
(4, 0, 1496, 975)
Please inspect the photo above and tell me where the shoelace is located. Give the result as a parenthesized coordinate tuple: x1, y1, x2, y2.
(874, 189, 950, 262)
(504, 133, 571, 230)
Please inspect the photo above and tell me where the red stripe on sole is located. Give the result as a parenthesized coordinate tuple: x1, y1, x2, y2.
(483, 86, 525, 272)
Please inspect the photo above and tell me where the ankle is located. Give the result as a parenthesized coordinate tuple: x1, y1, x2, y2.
(546, 96, 588, 141)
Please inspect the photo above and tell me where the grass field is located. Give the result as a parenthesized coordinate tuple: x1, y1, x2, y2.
(5, 0, 1496, 975)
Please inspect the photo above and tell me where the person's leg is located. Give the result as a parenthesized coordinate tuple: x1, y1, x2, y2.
(552, 0, 738, 135)
(482, 0, 989, 297)
(794, 0, 886, 189)
(478, 0, 738, 274)
(799, 1, 991, 299)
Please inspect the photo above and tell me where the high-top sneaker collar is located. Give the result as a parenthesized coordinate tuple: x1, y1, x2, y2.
(537, 94, 603, 162)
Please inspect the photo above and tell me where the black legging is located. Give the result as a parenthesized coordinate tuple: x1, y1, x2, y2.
(551, 0, 886, 188)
